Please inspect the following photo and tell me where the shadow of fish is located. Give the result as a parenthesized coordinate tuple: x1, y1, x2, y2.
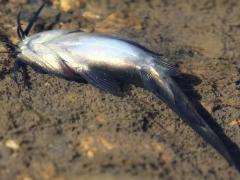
(1, 3, 239, 172)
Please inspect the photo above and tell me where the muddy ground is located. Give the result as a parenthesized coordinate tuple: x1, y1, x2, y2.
(0, 0, 239, 179)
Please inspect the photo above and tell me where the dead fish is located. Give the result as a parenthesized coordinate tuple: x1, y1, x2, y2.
(1, 3, 240, 172)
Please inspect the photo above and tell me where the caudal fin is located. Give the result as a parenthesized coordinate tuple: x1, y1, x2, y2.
(140, 65, 240, 172)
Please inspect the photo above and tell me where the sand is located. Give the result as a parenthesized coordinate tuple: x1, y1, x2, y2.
(0, 0, 239, 179)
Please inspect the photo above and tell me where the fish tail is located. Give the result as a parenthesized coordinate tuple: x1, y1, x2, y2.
(140, 64, 240, 171)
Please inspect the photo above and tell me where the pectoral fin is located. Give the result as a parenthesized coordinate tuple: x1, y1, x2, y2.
(80, 69, 121, 95)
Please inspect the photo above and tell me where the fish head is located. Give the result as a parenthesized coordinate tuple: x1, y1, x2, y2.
(17, 31, 68, 72)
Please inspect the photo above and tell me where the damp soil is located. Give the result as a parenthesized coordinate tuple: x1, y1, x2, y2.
(0, 0, 240, 180)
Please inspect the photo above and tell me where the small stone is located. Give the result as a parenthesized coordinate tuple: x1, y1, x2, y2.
(79, 136, 97, 158)
(32, 161, 56, 180)
(44, 82, 51, 87)
(5, 139, 20, 150)
(201, 102, 214, 113)
(53, 0, 86, 12)
(82, 11, 101, 20)
(229, 119, 240, 126)
(95, 113, 107, 123)
(86, 150, 94, 158)
(16, 175, 33, 180)
(10, 35, 19, 45)
(99, 137, 114, 150)
(9, 0, 27, 4)
(41, 162, 56, 179)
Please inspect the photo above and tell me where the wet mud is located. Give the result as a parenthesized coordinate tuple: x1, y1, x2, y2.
(0, 0, 239, 179)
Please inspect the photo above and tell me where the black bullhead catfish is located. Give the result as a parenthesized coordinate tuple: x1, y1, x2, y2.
(1, 3, 239, 172)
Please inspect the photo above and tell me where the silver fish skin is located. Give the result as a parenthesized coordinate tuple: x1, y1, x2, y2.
(17, 30, 239, 171)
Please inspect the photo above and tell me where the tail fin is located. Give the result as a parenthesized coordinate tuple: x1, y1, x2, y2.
(140, 65, 240, 172)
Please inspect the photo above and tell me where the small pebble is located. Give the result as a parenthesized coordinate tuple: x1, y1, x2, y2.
(5, 139, 20, 150)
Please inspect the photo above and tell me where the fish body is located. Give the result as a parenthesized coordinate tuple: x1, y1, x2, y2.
(18, 30, 156, 79)
(16, 30, 239, 171)
(18, 30, 176, 91)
